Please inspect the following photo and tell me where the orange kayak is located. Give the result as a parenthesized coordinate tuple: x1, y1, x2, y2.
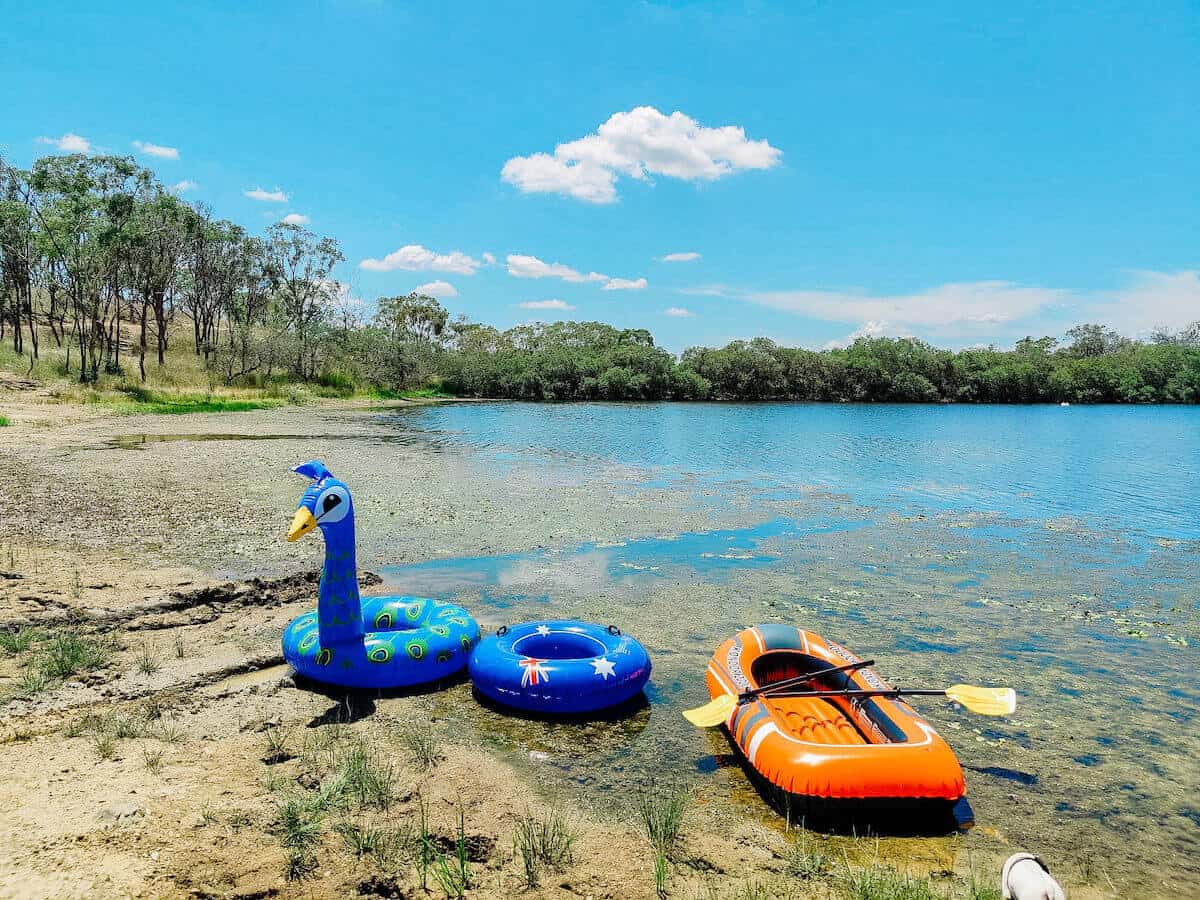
(705, 625, 966, 802)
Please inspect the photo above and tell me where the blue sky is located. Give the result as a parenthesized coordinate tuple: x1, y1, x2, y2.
(2, 1, 1197, 352)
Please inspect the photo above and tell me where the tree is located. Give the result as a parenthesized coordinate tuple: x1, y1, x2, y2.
(1064, 323, 1132, 358)
(0, 160, 38, 358)
(266, 222, 343, 380)
(28, 154, 153, 381)
(127, 192, 192, 378)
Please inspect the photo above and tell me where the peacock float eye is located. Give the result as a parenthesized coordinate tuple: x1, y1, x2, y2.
(314, 485, 350, 524)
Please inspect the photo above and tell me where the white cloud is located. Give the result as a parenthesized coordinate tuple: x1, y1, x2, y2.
(413, 280, 458, 298)
(602, 277, 648, 291)
(244, 186, 289, 202)
(519, 299, 575, 310)
(699, 270, 1200, 347)
(482, 252, 497, 265)
(664, 306, 695, 317)
(660, 251, 701, 262)
(506, 253, 645, 291)
(36, 133, 90, 153)
(507, 254, 603, 283)
(502, 106, 781, 203)
(1093, 270, 1200, 337)
(822, 321, 914, 349)
(360, 244, 481, 275)
(170, 180, 198, 193)
(709, 281, 1065, 339)
(281, 213, 310, 225)
(133, 140, 179, 159)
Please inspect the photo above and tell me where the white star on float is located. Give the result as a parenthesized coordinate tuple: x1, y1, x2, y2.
(591, 657, 616, 680)
(535, 624, 552, 636)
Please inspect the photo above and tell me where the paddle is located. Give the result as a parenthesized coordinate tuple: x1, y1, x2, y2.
(704, 684, 1017, 719)
(682, 658, 875, 727)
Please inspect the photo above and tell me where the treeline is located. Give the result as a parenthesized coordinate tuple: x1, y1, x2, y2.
(2, 153, 1198, 403)
(440, 322, 1200, 403)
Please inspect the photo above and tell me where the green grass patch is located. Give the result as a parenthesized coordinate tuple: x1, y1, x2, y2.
(107, 385, 285, 414)
(369, 383, 455, 401)
(39, 631, 109, 679)
(844, 865, 939, 900)
(635, 781, 690, 860)
(0, 415, 9, 427)
(0, 628, 39, 655)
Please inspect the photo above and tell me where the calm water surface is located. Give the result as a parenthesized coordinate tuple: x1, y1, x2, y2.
(376, 403, 1198, 893)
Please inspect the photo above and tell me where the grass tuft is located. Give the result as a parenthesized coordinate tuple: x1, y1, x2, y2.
(636, 781, 691, 859)
(514, 810, 577, 887)
(14, 668, 50, 698)
(143, 746, 165, 774)
(262, 727, 293, 764)
(786, 831, 831, 880)
(154, 720, 185, 743)
(844, 865, 939, 900)
(0, 627, 38, 655)
(431, 806, 472, 899)
(39, 631, 108, 679)
(398, 720, 442, 771)
(0, 415, 9, 427)
(332, 739, 396, 810)
(93, 732, 117, 760)
(136, 645, 161, 676)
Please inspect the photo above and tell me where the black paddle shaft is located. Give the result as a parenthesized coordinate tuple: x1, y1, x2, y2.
(738, 658, 876, 703)
(765, 688, 947, 700)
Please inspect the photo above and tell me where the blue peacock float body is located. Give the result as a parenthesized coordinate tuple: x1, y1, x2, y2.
(282, 460, 480, 689)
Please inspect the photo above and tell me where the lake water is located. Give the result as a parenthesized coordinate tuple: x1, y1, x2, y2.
(376, 402, 1199, 893)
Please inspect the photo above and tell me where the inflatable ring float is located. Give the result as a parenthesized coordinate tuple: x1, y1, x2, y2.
(469, 620, 651, 714)
(282, 460, 480, 690)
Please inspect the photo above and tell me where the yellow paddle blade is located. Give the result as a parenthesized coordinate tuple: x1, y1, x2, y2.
(682, 693, 738, 727)
(945, 684, 1016, 716)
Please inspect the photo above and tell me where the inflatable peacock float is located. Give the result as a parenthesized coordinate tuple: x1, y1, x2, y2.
(282, 460, 480, 689)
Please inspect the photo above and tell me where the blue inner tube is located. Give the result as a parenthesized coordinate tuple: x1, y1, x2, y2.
(469, 620, 651, 714)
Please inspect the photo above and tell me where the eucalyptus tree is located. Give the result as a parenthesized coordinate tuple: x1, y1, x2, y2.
(372, 292, 449, 387)
(126, 191, 194, 378)
(0, 160, 38, 357)
(265, 222, 343, 380)
(181, 207, 240, 363)
(216, 232, 278, 384)
(27, 154, 153, 381)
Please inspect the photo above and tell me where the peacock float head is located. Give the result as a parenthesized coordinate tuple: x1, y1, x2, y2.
(287, 460, 354, 543)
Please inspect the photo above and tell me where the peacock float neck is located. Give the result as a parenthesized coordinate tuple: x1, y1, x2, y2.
(316, 517, 364, 646)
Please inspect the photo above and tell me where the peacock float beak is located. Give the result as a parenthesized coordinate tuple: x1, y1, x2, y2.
(287, 507, 318, 542)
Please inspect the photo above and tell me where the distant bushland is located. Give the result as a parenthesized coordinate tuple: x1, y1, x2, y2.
(2, 152, 1197, 407)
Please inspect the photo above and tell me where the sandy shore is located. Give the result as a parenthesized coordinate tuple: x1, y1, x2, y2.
(0, 396, 1122, 899)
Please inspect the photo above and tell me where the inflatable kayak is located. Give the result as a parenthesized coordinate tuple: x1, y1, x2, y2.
(470, 620, 651, 714)
(705, 625, 965, 802)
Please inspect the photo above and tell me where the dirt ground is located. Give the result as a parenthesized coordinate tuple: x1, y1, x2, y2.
(0, 394, 1102, 900)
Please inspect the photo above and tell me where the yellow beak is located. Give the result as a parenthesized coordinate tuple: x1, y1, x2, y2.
(287, 507, 318, 542)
